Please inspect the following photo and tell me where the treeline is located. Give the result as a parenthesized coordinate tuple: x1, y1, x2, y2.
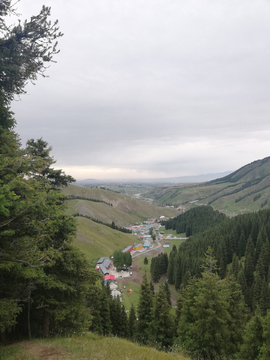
(162, 206, 226, 236)
(146, 248, 270, 359)
(150, 252, 169, 282)
(73, 213, 132, 233)
(69, 194, 113, 207)
(164, 209, 270, 314)
(88, 275, 172, 348)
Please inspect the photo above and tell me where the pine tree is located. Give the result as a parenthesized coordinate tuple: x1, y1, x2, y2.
(119, 302, 128, 338)
(258, 310, 270, 360)
(177, 248, 230, 360)
(237, 268, 249, 306)
(225, 277, 248, 356)
(231, 253, 240, 279)
(239, 312, 263, 360)
(110, 296, 122, 336)
(245, 252, 254, 288)
(256, 227, 268, 265)
(181, 270, 191, 289)
(253, 274, 263, 312)
(245, 235, 255, 268)
(174, 254, 182, 290)
(136, 274, 153, 344)
(251, 221, 259, 247)
(237, 230, 246, 258)
(163, 281, 171, 306)
(256, 240, 270, 280)
(100, 284, 112, 336)
(88, 283, 103, 335)
(167, 251, 175, 284)
(151, 283, 173, 348)
(128, 303, 136, 339)
(259, 278, 270, 317)
(151, 258, 160, 283)
(149, 281, 155, 296)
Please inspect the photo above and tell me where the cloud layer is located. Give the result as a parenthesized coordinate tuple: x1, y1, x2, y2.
(11, 0, 270, 179)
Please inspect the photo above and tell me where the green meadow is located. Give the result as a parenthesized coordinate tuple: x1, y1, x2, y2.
(0, 333, 188, 360)
(73, 217, 135, 266)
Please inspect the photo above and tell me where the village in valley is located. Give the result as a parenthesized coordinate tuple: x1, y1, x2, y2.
(94, 215, 188, 302)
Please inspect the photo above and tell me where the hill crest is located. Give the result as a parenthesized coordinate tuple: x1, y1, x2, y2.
(144, 156, 270, 215)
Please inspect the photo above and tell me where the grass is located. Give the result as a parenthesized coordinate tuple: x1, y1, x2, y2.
(119, 282, 141, 311)
(0, 333, 188, 360)
(66, 199, 144, 226)
(0, 345, 36, 360)
(63, 184, 179, 226)
(134, 255, 152, 276)
(161, 239, 186, 255)
(73, 217, 135, 266)
(119, 257, 152, 310)
(160, 228, 177, 236)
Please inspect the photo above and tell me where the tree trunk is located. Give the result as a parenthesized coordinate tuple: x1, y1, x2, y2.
(43, 310, 50, 337)
(0, 331, 5, 342)
(28, 289, 32, 340)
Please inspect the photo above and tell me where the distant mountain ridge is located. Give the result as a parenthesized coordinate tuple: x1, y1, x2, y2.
(144, 156, 270, 215)
(75, 172, 232, 185)
(211, 156, 270, 184)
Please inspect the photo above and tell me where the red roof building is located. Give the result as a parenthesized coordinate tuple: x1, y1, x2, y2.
(104, 274, 115, 281)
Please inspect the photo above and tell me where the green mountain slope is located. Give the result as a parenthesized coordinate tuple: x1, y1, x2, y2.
(73, 217, 135, 265)
(63, 184, 178, 225)
(63, 185, 178, 265)
(145, 157, 270, 215)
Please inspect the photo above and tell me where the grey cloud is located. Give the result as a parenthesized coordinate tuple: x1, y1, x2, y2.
(11, 0, 270, 179)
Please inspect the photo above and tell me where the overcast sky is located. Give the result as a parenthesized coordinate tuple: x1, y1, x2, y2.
(10, 0, 270, 180)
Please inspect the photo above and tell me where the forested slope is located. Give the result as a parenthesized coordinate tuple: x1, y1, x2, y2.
(148, 207, 270, 359)
(163, 206, 226, 236)
(164, 208, 270, 312)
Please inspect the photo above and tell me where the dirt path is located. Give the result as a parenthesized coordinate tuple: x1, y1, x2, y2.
(121, 242, 178, 307)
(21, 341, 67, 360)
(117, 261, 143, 286)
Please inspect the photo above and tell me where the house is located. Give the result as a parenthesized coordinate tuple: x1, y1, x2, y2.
(104, 274, 115, 281)
(97, 256, 109, 264)
(122, 245, 133, 253)
(133, 243, 143, 251)
(109, 282, 118, 290)
(111, 289, 122, 300)
(143, 240, 150, 249)
(99, 264, 109, 275)
(96, 257, 112, 275)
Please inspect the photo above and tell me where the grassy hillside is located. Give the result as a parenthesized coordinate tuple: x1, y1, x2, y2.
(0, 333, 188, 360)
(63, 185, 178, 265)
(72, 217, 135, 265)
(66, 199, 143, 225)
(63, 184, 178, 226)
(145, 157, 270, 215)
